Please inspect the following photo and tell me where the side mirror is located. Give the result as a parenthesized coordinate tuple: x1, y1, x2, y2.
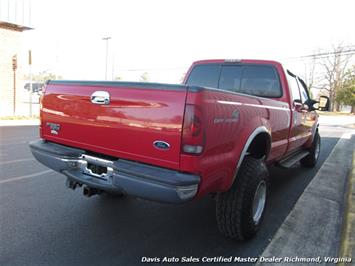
(305, 99, 318, 111)
(318, 96, 330, 111)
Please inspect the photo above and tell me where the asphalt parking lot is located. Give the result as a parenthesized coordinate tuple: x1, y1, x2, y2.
(0, 123, 350, 266)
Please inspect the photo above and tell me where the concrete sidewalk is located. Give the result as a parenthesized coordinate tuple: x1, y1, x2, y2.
(258, 132, 355, 265)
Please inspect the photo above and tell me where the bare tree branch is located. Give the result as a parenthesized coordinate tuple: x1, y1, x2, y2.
(318, 45, 354, 111)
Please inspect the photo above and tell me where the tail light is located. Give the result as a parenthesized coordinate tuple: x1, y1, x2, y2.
(39, 85, 46, 139)
(181, 104, 204, 155)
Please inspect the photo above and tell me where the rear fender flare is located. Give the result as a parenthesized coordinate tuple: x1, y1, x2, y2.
(232, 126, 271, 183)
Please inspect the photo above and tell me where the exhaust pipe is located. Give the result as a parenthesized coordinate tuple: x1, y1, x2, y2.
(83, 186, 99, 197)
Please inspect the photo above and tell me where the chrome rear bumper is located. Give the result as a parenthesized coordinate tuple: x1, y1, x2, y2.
(29, 140, 200, 203)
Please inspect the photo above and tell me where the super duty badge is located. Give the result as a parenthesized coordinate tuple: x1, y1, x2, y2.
(46, 122, 61, 135)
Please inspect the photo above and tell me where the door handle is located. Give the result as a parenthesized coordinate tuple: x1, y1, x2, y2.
(294, 101, 303, 112)
(91, 91, 110, 105)
(294, 100, 308, 112)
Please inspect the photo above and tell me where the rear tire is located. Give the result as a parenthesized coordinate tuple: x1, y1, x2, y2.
(301, 131, 320, 168)
(216, 157, 269, 240)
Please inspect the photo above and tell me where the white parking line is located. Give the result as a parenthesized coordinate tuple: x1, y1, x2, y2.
(0, 158, 36, 165)
(0, 170, 54, 184)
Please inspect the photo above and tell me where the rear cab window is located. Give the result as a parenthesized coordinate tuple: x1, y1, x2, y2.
(186, 64, 221, 88)
(186, 63, 282, 98)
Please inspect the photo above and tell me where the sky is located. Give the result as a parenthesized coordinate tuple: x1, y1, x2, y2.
(8, 0, 355, 82)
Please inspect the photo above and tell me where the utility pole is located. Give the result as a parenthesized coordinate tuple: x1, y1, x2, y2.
(12, 55, 17, 115)
(102, 36, 111, 80)
(29, 50, 33, 116)
(112, 54, 115, 81)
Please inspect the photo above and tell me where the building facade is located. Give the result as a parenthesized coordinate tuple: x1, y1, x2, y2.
(0, 22, 27, 116)
(0, 0, 32, 116)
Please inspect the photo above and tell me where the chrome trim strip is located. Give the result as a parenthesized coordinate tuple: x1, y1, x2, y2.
(217, 100, 290, 111)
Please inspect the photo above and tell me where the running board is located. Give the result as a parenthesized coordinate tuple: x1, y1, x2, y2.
(277, 150, 310, 168)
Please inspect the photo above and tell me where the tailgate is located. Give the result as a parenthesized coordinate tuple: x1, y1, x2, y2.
(41, 81, 188, 170)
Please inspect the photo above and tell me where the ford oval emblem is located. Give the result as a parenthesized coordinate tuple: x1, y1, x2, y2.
(153, 141, 170, 150)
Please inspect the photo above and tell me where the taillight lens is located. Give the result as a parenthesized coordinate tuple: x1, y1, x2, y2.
(182, 104, 204, 155)
(39, 85, 46, 139)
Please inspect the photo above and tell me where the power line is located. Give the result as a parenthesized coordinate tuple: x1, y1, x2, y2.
(285, 46, 355, 61)
(116, 47, 355, 72)
(299, 49, 355, 59)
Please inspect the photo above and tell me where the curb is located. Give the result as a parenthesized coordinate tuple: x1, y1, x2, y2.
(257, 132, 355, 265)
(338, 150, 355, 265)
(0, 120, 40, 126)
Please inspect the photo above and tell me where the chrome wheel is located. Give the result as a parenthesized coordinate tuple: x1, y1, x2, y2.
(252, 180, 267, 225)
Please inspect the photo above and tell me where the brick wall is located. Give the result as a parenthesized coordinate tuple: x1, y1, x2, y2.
(0, 26, 24, 116)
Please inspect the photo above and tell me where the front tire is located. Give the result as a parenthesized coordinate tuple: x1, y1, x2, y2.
(301, 131, 320, 168)
(216, 157, 269, 240)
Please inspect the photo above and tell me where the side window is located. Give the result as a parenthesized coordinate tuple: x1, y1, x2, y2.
(186, 64, 220, 88)
(218, 66, 242, 92)
(287, 72, 301, 101)
(297, 78, 309, 104)
(239, 65, 282, 97)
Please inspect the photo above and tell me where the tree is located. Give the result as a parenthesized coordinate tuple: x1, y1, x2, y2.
(320, 45, 354, 111)
(139, 72, 149, 82)
(336, 66, 355, 113)
(24, 71, 62, 83)
(303, 54, 318, 92)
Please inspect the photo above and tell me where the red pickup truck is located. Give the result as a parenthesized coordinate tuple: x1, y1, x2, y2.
(30, 59, 327, 240)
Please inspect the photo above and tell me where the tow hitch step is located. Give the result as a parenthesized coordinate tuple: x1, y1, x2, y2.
(66, 179, 79, 190)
